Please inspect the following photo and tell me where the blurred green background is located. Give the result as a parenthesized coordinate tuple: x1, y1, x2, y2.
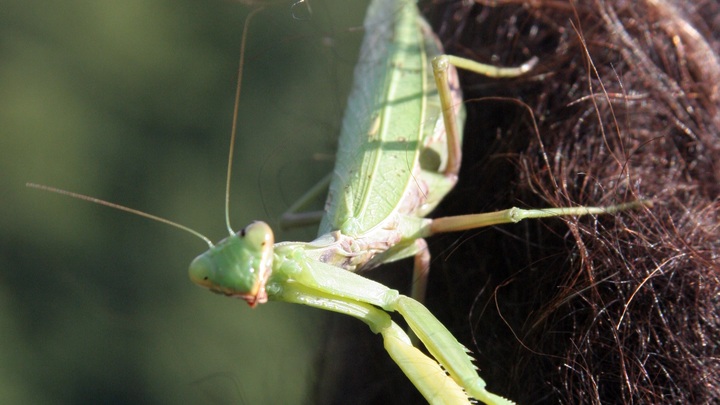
(1, 0, 369, 403)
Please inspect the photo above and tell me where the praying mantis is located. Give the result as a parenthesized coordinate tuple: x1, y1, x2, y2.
(26, 0, 650, 403)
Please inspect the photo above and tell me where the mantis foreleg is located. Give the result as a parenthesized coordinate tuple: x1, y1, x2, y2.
(277, 281, 472, 405)
(277, 253, 514, 404)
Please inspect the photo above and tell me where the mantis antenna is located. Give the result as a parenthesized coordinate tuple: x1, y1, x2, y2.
(25, 7, 272, 250)
(25, 183, 214, 248)
(24, 9, 270, 248)
(224, 7, 265, 236)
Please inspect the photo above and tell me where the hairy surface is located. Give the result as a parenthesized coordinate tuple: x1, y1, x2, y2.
(318, 0, 720, 403)
(428, 0, 720, 403)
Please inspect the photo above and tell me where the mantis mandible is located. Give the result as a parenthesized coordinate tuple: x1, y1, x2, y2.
(28, 0, 650, 403)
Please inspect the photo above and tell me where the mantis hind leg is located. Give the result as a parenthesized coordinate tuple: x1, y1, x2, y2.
(411, 238, 430, 304)
(432, 54, 538, 178)
(427, 201, 652, 236)
(430, 54, 650, 237)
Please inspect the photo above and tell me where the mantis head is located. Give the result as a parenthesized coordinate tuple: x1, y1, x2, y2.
(189, 221, 275, 307)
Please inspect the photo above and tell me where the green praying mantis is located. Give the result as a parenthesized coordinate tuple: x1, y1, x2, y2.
(28, 0, 650, 403)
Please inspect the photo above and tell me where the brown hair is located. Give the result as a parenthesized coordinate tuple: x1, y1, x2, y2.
(427, 0, 720, 403)
(317, 1, 719, 403)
